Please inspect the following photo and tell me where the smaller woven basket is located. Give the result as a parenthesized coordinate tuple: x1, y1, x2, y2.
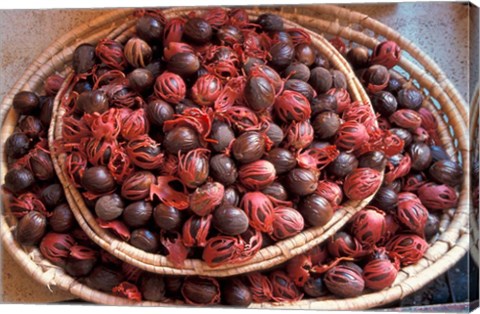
(50, 7, 380, 277)
(470, 84, 479, 267)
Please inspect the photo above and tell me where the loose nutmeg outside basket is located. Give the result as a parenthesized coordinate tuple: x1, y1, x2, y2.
(50, 7, 382, 277)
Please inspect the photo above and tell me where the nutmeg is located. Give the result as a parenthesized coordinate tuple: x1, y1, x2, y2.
(213, 206, 249, 236)
(4, 167, 35, 195)
(285, 168, 318, 196)
(222, 279, 253, 306)
(182, 277, 221, 305)
(298, 194, 333, 227)
(210, 154, 238, 186)
(153, 203, 183, 231)
(232, 131, 266, 164)
(130, 229, 159, 253)
(49, 203, 75, 233)
(265, 148, 297, 175)
(95, 193, 124, 221)
(429, 159, 463, 187)
(123, 201, 153, 228)
(140, 273, 166, 302)
(16, 211, 47, 246)
(81, 166, 116, 194)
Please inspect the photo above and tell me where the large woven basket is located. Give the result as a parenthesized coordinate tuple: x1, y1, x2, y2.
(471, 84, 479, 267)
(50, 7, 378, 277)
(0, 5, 469, 309)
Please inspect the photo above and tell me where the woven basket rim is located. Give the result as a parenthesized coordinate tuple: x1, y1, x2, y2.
(49, 7, 382, 277)
(0, 5, 470, 309)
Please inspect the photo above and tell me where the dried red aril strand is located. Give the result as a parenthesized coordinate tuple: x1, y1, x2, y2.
(384, 154, 412, 185)
(327, 231, 368, 259)
(64, 151, 87, 188)
(189, 182, 224, 216)
(296, 145, 339, 171)
(238, 160, 276, 191)
(163, 107, 213, 145)
(70, 245, 97, 260)
(286, 254, 312, 287)
(389, 109, 422, 130)
(402, 173, 427, 192)
(363, 249, 400, 291)
(418, 107, 441, 144)
(191, 74, 224, 107)
(213, 76, 246, 112)
(120, 108, 149, 140)
(273, 90, 311, 123)
(154, 71, 186, 103)
(95, 38, 127, 70)
(269, 270, 303, 302)
(97, 218, 131, 241)
(350, 208, 386, 247)
(386, 234, 428, 266)
(125, 135, 164, 170)
(112, 282, 142, 302)
(370, 40, 401, 69)
(245, 272, 274, 302)
(236, 228, 263, 263)
(342, 101, 378, 132)
(177, 148, 210, 188)
(84, 137, 118, 166)
(240, 191, 275, 233)
(163, 42, 194, 61)
(343, 168, 382, 201)
(287, 28, 311, 46)
(163, 17, 185, 46)
(307, 244, 329, 265)
(182, 215, 212, 247)
(102, 81, 144, 108)
(39, 232, 76, 266)
(315, 180, 343, 208)
(202, 235, 243, 266)
(271, 206, 304, 240)
(84, 108, 122, 140)
(323, 264, 365, 298)
(160, 230, 189, 267)
(10, 192, 48, 218)
(284, 120, 314, 150)
(120, 171, 156, 201)
(225, 105, 261, 132)
(150, 176, 189, 210)
(62, 116, 91, 144)
(107, 146, 135, 184)
(396, 199, 428, 236)
(417, 182, 459, 211)
(334, 120, 369, 152)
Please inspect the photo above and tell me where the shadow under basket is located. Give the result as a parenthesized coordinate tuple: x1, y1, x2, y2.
(0, 5, 470, 310)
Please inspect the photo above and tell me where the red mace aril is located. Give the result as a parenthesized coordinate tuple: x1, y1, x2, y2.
(203, 8, 229, 28)
(418, 107, 441, 144)
(417, 182, 459, 211)
(363, 248, 400, 291)
(315, 180, 343, 207)
(245, 272, 274, 302)
(10, 192, 48, 218)
(334, 120, 369, 152)
(370, 40, 401, 69)
(271, 206, 304, 240)
(273, 90, 312, 123)
(62, 116, 91, 144)
(284, 120, 315, 150)
(327, 231, 367, 259)
(389, 109, 422, 130)
(150, 176, 189, 210)
(403, 173, 427, 192)
(95, 38, 127, 71)
(236, 228, 263, 263)
(163, 42, 194, 61)
(159, 230, 189, 267)
(65, 151, 87, 188)
(225, 106, 260, 132)
(107, 147, 135, 184)
(84, 137, 118, 166)
(296, 146, 340, 172)
(189, 182, 225, 216)
(39, 232, 76, 266)
(384, 154, 412, 184)
(342, 101, 377, 132)
(343, 168, 382, 201)
(287, 28, 312, 46)
(350, 208, 386, 247)
(286, 254, 312, 287)
(191, 74, 223, 106)
(323, 264, 365, 298)
(120, 108, 149, 140)
(154, 71, 186, 104)
(269, 271, 303, 302)
(238, 160, 276, 191)
(125, 135, 164, 170)
(97, 218, 131, 241)
(382, 214, 400, 245)
(396, 199, 428, 236)
(112, 282, 142, 302)
(240, 192, 275, 233)
(202, 235, 244, 266)
(163, 17, 185, 46)
(177, 148, 210, 189)
(386, 234, 428, 266)
(326, 88, 351, 114)
(249, 64, 283, 93)
(84, 108, 121, 140)
(398, 192, 423, 204)
(182, 214, 212, 247)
